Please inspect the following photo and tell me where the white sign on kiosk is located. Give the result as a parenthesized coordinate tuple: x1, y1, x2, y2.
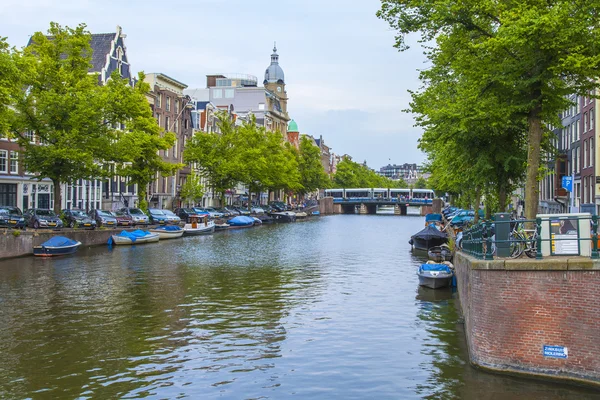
(538, 213, 591, 257)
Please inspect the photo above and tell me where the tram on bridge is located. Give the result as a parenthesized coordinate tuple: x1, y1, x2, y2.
(324, 188, 435, 205)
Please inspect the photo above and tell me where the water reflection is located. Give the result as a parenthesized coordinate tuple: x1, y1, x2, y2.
(0, 216, 598, 399)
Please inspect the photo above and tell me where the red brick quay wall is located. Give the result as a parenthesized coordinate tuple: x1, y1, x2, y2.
(454, 252, 600, 386)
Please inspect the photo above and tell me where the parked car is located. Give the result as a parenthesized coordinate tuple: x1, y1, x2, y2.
(24, 208, 64, 229)
(223, 206, 240, 216)
(214, 207, 235, 217)
(161, 209, 181, 225)
(234, 207, 251, 216)
(174, 208, 201, 223)
(119, 207, 149, 226)
(61, 209, 97, 229)
(203, 207, 224, 218)
(113, 210, 134, 226)
(251, 206, 265, 215)
(192, 207, 212, 217)
(148, 208, 170, 225)
(0, 206, 26, 228)
(88, 209, 118, 228)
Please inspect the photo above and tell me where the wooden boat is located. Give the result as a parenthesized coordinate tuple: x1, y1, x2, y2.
(418, 262, 454, 289)
(183, 216, 215, 235)
(33, 236, 81, 257)
(109, 230, 160, 245)
(409, 225, 448, 251)
(227, 216, 255, 229)
(149, 225, 184, 239)
(428, 244, 453, 262)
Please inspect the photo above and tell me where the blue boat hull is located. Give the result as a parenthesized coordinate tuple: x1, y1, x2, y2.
(33, 242, 81, 257)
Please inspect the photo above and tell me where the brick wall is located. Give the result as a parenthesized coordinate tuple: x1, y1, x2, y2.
(454, 252, 600, 385)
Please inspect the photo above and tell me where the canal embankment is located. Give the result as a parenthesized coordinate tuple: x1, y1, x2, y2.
(454, 251, 600, 387)
(0, 228, 125, 259)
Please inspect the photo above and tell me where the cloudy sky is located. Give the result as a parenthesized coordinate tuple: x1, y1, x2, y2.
(1, 0, 427, 170)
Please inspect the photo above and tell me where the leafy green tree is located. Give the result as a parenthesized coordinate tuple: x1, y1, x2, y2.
(184, 113, 243, 204)
(378, 0, 600, 219)
(0, 38, 22, 137)
(298, 135, 329, 196)
(413, 177, 428, 189)
(9, 23, 116, 213)
(179, 172, 204, 207)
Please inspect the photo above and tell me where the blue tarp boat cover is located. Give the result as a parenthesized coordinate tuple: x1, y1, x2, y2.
(228, 216, 255, 226)
(153, 225, 182, 231)
(108, 229, 152, 245)
(41, 236, 78, 247)
(420, 263, 452, 274)
(425, 213, 442, 222)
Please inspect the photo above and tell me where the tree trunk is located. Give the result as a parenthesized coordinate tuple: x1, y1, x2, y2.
(52, 179, 61, 214)
(498, 184, 507, 212)
(474, 186, 481, 223)
(525, 105, 543, 221)
(138, 184, 148, 212)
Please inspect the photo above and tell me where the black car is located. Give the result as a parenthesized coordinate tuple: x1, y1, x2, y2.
(0, 206, 26, 228)
(24, 209, 64, 229)
(173, 208, 200, 223)
(62, 209, 97, 229)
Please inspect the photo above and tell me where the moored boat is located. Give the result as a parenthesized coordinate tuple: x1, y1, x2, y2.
(418, 262, 454, 289)
(33, 236, 81, 257)
(269, 211, 296, 223)
(183, 216, 215, 235)
(409, 225, 448, 251)
(227, 216, 255, 229)
(428, 244, 453, 262)
(149, 225, 184, 239)
(109, 230, 160, 245)
(215, 223, 230, 231)
(295, 212, 308, 219)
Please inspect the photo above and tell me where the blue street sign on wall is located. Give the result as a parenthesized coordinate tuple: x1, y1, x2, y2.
(543, 345, 568, 358)
(562, 176, 573, 192)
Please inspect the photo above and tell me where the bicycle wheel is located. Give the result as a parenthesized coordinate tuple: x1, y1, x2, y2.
(524, 234, 538, 258)
(509, 231, 525, 258)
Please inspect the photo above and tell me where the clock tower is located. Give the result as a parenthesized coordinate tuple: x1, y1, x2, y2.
(263, 44, 290, 135)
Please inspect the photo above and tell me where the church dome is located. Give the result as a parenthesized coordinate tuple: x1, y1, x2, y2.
(264, 44, 285, 84)
(288, 119, 298, 132)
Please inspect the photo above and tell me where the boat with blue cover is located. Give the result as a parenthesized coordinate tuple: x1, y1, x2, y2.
(149, 225, 184, 239)
(33, 236, 82, 257)
(418, 262, 454, 289)
(109, 230, 160, 245)
(227, 216, 255, 228)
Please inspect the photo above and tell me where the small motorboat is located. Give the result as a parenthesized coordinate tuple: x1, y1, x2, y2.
(252, 217, 263, 225)
(257, 214, 275, 224)
(418, 262, 454, 289)
(269, 211, 296, 223)
(149, 225, 184, 240)
(109, 230, 160, 245)
(409, 225, 448, 251)
(183, 216, 215, 235)
(227, 216, 255, 229)
(311, 210, 320, 216)
(33, 236, 81, 257)
(428, 244, 453, 262)
(215, 223, 230, 231)
(295, 212, 308, 219)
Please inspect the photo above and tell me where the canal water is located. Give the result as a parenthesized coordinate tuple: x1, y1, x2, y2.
(0, 215, 598, 399)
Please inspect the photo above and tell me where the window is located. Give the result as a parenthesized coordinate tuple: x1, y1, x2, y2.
(584, 140, 588, 168)
(10, 151, 17, 173)
(576, 146, 581, 173)
(174, 120, 179, 134)
(173, 139, 178, 158)
(166, 96, 171, 112)
(24, 130, 35, 143)
(165, 146, 169, 158)
(165, 116, 170, 131)
(175, 100, 179, 115)
(213, 89, 223, 99)
(584, 112, 588, 132)
(156, 93, 161, 108)
(0, 150, 6, 173)
(157, 114, 161, 128)
(225, 89, 234, 99)
(591, 109, 595, 130)
(184, 119, 188, 129)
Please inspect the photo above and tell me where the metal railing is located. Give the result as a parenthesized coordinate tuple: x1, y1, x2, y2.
(460, 215, 599, 260)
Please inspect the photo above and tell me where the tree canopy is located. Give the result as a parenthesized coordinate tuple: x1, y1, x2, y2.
(378, 0, 600, 218)
(333, 158, 404, 188)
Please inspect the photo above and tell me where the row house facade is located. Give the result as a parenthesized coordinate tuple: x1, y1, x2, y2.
(538, 93, 596, 214)
(144, 73, 194, 209)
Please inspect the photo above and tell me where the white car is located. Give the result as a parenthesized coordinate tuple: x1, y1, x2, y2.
(251, 206, 265, 215)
